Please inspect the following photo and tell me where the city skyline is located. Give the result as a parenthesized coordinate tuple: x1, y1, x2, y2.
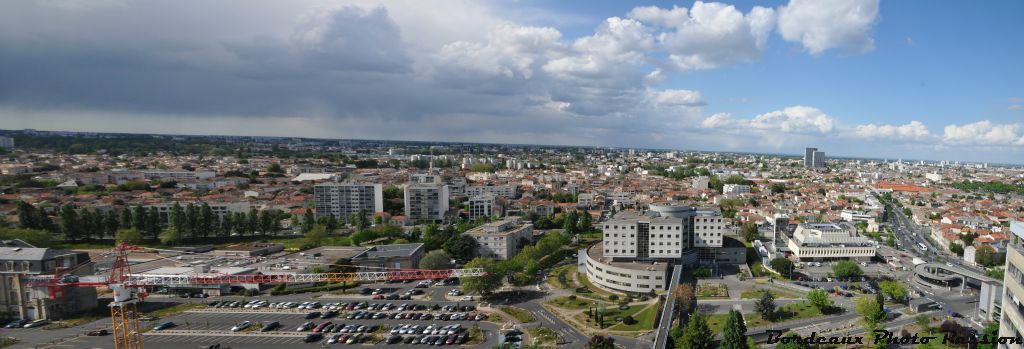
(1, 0, 1023, 163)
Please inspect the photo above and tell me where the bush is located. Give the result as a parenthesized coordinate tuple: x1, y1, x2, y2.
(694, 267, 712, 278)
(568, 295, 577, 301)
(622, 315, 637, 325)
(609, 295, 619, 301)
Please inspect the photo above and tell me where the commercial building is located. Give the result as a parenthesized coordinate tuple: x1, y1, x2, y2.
(785, 223, 875, 261)
(210, 243, 284, 257)
(722, 184, 751, 196)
(467, 194, 498, 221)
(804, 147, 817, 168)
(999, 220, 1024, 341)
(0, 240, 97, 320)
(577, 193, 594, 209)
(141, 170, 216, 181)
(584, 203, 741, 294)
(812, 151, 826, 168)
(464, 217, 534, 260)
(351, 243, 426, 270)
(0, 136, 14, 149)
(465, 185, 517, 199)
(313, 183, 384, 221)
(404, 180, 450, 224)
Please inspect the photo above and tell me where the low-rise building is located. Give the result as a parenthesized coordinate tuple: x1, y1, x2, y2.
(351, 243, 426, 270)
(785, 222, 875, 261)
(464, 217, 534, 260)
(0, 240, 97, 320)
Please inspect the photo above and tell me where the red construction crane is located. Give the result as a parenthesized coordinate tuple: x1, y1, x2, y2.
(24, 243, 486, 349)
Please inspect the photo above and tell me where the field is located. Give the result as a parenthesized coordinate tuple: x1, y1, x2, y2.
(500, 306, 536, 323)
(547, 264, 577, 289)
(739, 287, 799, 299)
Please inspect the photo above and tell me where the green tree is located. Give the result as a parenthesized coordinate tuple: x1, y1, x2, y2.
(832, 260, 863, 279)
(806, 289, 833, 313)
(116, 228, 145, 245)
(769, 258, 794, 277)
(740, 221, 759, 242)
(145, 206, 162, 239)
(975, 245, 998, 267)
(677, 310, 713, 349)
(120, 208, 133, 230)
(16, 201, 41, 229)
(184, 203, 198, 238)
(949, 242, 964, 256)
(584, 335, 615, 349)
(444, 234, 480, 262)
(104, 210, 120, 238)
(198, 203, 214, 237)
(302, 209, 316, 234)
(132, 205, 146, 232)
(419, 250, 453, 270)
(169, 202, 185, 232)
(721, 310, 748, 349)
(979, 322, 1000, 349)
(0, 228, 56, 247)
(855, 296, 884, 327)
(266, 163, 284, 173)
(878, 280, 908, 303)
(460, 257, 503, 295)
(302, 225, 327, 248)
(159, 227, 183, 246)
(59, 205, 81, 242)
(754, 291, 776, 320)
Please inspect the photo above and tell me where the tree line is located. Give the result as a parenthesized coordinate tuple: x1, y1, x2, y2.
(15, 201, 284, 244)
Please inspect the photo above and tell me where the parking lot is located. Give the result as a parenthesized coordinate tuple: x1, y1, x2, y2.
(10, 278, 506, 349)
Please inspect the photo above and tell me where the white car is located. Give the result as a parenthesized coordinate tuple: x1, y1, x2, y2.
(461, 296, 475, 301)
(230, 321, 251, 332)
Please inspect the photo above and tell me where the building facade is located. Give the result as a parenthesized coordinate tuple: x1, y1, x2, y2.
(0, 240, 97, 320)
(999, 220, 1024, 343)
(0, 136, 14, 149)
(464, 217, 533, 260)
(465, 185, 518, 199)
(600, 205, 725, 261)
(404, 182, 450, 224)
(785, 223, 875, 260)
(467, 194, 498, 221)
(313, 183, 384, 221)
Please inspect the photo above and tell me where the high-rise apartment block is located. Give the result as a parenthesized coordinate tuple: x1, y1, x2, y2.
(313, 183, 383, 221)
(404, 176, 449, 224)
(804, 147, 825, 169)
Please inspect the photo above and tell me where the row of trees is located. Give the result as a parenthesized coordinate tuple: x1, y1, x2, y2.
(16, 200, 284, 244)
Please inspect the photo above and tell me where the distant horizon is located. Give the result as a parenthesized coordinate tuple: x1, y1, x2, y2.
(2, 1, 1023, 164)
(5, 127, 1020, 167)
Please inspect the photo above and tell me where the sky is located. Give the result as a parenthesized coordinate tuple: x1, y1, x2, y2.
(0, 0, 1022, 163)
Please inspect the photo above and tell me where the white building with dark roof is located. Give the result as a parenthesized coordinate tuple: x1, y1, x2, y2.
(786, 222, 876, 260)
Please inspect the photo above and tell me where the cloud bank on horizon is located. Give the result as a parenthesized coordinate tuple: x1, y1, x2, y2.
(0, 0, 1022, 163)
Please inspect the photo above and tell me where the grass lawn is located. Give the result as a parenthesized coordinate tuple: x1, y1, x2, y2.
(740, 288, 800, 299)
(500, 306, 536, 323)
(608, 303, 659, 331)
(707, 302, 822, 332)
(547, 265, 578, 289)
(548, 296, 596, 310)
(575, 272, 623, 301)
(574, 304, 654, 330)
(527, 327, 560, 348)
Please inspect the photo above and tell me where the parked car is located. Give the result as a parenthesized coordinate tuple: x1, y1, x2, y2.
(4, 319, 28, 328)
(86, 329, 109, 336)
(24, 319, 49, 328)
(152, 322, 176, 331)
(304, 333, 323, 343)
(230, 321, 251, 332)
(260, 321, 279, 332)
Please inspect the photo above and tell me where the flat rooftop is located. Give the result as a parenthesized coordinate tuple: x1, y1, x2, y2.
(353, 243, 424, 259)
(588, 242, 668, 272)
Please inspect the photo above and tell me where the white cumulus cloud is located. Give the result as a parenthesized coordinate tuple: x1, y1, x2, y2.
(651, 89, 704, 107)
(629, 2, 776, 71)
(699, 106, 835, 134)
(853, 121, 931, 141)
(777, 0, 880, 55)
(943, 121, 1024, 146)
